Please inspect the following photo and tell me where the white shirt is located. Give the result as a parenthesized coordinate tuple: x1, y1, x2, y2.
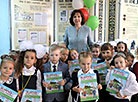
(106, 68, 138, 101)
(22, 66, 42, 102)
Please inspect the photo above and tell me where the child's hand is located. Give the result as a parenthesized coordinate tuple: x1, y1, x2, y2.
(105, 60, 110, 68)
(72, 85, 82, 93)
(98, 84, 102, 90)
(68, 61, 72, 69)
(43, 80, 50, 87)
(110, 65, 115, 70)
(117, 92, 122, 97)
(58, 80, 65, 86)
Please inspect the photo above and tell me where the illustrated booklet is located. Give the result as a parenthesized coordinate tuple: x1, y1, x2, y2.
(78, 73, 99, 101)
(21, 89, 42, 102)
(91, 58, 101, 68)
(0, 84, 18, 102)
(106, 68, 129, 94)
(69, 59, 81, 75)
(43, 71, 63, 93)
(93, 62, 108, 85)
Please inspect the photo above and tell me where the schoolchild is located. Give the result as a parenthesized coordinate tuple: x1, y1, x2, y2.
(14, 40, 42, 101)
(106, 52, 138, 102)
(0, 55, 18, 102)
(68, 49, 79, 61)
(43, 44, 70, 102)
(90, 44, 101, 68)
(90, 44, 101, 59)
(97, 43, 114, 102)
(71, 51, 102, 102)
(60, 47, 69, 64)
(117, 41, 128, 52)
(125, 52, 134, 72)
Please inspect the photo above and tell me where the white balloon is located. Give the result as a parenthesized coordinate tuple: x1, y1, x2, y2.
(72, 0, 84, 9)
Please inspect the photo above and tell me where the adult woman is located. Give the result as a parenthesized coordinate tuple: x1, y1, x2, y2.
(64, 9, 93, 53)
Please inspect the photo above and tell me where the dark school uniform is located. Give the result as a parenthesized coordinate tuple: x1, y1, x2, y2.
(0, 77, 18, 102)
(71, 69, 100, 102)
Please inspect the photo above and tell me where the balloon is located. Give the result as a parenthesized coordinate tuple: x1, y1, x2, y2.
(83, 0, 96, 8)
(72, 0, 84, 9)
(86, 16, 99, 31)
(80, 8, 89, 22)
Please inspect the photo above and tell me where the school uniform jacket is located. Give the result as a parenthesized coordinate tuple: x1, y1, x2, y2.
(43, 60, 70, 102)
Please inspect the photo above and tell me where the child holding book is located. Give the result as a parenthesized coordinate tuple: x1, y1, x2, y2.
(0, 55, 18, 102)
(43, 44, 70, 102)
(14, 40, 42, 101)
(106, 52, 138, 102)
(71, 51, 102, 102)
(90, 44, 101, 68)
(97, 43, 114, 102)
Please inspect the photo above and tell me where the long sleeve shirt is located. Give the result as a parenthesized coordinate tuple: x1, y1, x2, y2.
(64, 25, 93, 53)
(106, 68, 138, 101)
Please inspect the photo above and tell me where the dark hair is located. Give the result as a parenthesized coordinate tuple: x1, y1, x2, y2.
(117, 41, 128, 52)
(125, 52, 134, 59)
(15, 49, 36, 77)
(101, 43, 113, 51)
(69, 9, 85, 26)
(90, 44, 101, 51)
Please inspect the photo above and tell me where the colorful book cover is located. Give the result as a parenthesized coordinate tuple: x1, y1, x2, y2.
(43, 71, 63, 93)
(70, 59, 80, 74)
(0, 84, 18, 102)
(78, 73, 99, 101)
(21, 89, 41, 102)
(106, 68, 129, 94)
(91, 58, 101, 68)
(93, 62, 108, 85)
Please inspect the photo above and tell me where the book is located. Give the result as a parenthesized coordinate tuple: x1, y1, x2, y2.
(0, 84, 18, 102)
(69, 59, 81, 75)
(106, 68, 129, 94)
(21, 89, 42, 102)
(93, 62, 108, 85)
(78, 73, 99, 101)
(43, 71, 63, 93)
(91, 58, 101, 68)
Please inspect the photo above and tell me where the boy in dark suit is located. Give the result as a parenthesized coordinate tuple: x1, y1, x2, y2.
(43, 44, 70, 102)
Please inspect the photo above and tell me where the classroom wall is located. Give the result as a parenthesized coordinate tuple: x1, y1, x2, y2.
(0, 0, 10, 59)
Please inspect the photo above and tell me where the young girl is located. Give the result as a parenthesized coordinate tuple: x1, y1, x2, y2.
(117, 41, 128, 52)
(106, 52, 138, 102)
(0, 55, 18, 101)
(90, 44, 101, 68)
(15, 48, 42, 100)
(71, 52, 102, 102)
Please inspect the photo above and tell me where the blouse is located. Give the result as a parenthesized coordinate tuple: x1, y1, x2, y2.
(64, 25, 93, 53)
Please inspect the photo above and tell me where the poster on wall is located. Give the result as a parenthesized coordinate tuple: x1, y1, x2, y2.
(55, 0, 73, 42)
(120, 2, 138, 53)
(11, 0, 53, 49)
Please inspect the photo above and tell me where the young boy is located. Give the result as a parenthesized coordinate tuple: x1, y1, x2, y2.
(43, 44, 70, 102)
(71, 51, 102, 102)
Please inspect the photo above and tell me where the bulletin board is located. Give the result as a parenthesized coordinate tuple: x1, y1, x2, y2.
(55, 0, 73, 42)
(10, 0, 53, 49)
(120, 2, 138, 50)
